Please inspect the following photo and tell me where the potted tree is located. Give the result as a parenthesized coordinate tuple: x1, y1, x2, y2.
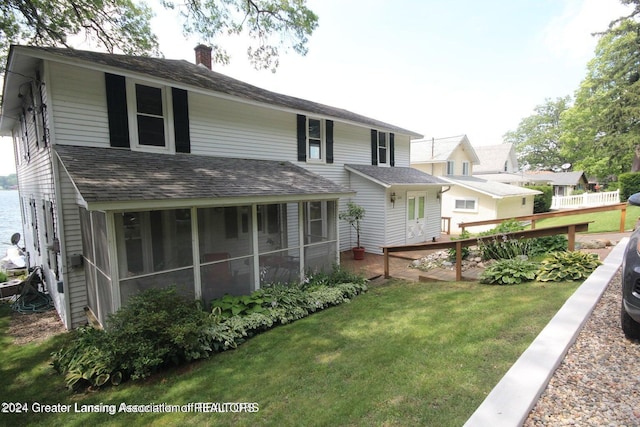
(339, 201, 366, 260)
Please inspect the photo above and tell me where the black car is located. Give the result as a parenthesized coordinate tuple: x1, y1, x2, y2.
(622, 192, 640, 339)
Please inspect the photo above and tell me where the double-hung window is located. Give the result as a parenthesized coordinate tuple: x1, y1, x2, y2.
(378, 132, 388, 165)
(462, 161, 470, 176)
(446, 160, 455, 175)
(127, 80, 171, 151)
(307, 117, 324, 161)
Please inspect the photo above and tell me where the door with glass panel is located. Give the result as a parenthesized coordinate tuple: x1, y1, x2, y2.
(407, 191, 427, 244)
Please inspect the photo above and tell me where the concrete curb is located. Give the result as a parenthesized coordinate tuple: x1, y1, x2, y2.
(464, 237, 629, 427)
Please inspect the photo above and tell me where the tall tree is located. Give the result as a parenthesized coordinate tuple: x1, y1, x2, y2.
(0, 0, 318, 71)
(561, 17, 640, 178)
(503, 96, 572, 170)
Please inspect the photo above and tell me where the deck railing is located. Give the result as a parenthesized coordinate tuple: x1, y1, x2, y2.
(551, 190, 619, 210)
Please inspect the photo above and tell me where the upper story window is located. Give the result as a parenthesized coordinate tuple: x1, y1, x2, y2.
(307, 117, 324, 161)
(370, 129, 395, 167)
(378, 132, 388, 165)
(105, 73, 191, 153)
(297, 114, 333, 164)
(127, 81, 171, 151)
(446, 160, 455, 175)
(462, 161, 470, 176)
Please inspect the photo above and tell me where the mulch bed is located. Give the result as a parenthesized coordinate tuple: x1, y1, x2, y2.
(7, 307, 66, 345)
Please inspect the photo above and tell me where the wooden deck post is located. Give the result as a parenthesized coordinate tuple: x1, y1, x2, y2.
(568, 224, 576, 251)
(620, 204, 627, 232)
(384, 247, 390, 279)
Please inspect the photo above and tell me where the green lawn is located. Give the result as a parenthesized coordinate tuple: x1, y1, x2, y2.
(0, 279, 580, 427)
(535, 204, 640, 233)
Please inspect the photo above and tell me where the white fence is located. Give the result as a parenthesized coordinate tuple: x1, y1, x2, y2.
(551, 190, 620, 210)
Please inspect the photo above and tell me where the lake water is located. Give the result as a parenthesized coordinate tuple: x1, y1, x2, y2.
(0, 190, 23, 257)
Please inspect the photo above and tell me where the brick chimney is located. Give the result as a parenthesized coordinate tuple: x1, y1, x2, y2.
(194, 44, 212, 70)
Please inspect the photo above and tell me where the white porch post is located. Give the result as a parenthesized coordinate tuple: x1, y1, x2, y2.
(298, 201, 305, 282)
(252, 205, 260, 291)
(191, 207, 201, 299)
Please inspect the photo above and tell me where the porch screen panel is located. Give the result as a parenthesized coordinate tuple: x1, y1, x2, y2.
(79, 208, 94, 264)
(198, 206, 254, 306)
(116, 209, 193, 278)
(303, 200, 338, 276)
(97, 271, 112, 324)
(92, 211, 110, 275)
(259, 248, 300, 286)
(120, 268, 194, 307)
(257, 203, 290, 252)
(304, 243, 337, 275)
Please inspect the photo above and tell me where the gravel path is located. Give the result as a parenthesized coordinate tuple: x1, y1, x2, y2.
(525, 270, 640, 426)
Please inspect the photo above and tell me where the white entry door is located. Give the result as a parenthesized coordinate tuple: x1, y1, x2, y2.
(407, 191, 427, 244)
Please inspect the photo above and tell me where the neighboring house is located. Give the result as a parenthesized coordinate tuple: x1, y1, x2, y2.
(524, 171, 589, 196)
(472, 143, 532, 186)
(411, 135, 541, 234)
(0, 45, 446, 329)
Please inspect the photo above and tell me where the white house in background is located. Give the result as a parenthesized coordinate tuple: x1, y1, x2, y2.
(524, 171, 589, 197)
(472, 143, 530, 185)
(411, 135, 541, 234)
(0, 45, 447, 329)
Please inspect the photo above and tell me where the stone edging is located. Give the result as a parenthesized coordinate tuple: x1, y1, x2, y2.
(463, 237, 629, 427)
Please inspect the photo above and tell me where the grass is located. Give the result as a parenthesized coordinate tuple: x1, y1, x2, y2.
(0, 278, 581, 427)
(534, 204, 640, 233)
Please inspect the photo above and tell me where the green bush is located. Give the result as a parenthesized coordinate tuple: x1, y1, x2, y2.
(54, 272, 368, 391)
(536, 251, 602, 282)
(479, 258, 538, 285)
(448, 229, 471, 260)
(619, 172, 640, 201)
(526, 185, 553, 213)
(528, 235, 568, 257)
(210, 292, 269, 318)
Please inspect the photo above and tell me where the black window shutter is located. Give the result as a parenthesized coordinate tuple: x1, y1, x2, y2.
(326, 120, 334, 164)
(297, 114, 307, 161)
(390, 133, 395, 166)
(172, 88, 191, 153)
(105, 73, 130, 148)
(370, 129, 378, 165)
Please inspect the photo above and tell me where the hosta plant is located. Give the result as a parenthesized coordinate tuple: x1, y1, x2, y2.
(536, 251, 602, 282)
(479, 258, 538, 285)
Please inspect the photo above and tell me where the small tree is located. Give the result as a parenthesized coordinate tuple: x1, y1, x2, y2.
(339, 202, 365, 248)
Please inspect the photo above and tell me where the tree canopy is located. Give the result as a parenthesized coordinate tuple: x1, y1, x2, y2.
(503, 96, 571, 171)
(504, 0, 640, 180)
(0, 0, 318, 71)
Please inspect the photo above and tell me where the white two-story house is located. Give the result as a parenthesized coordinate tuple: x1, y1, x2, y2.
(0, 45, 446, 329)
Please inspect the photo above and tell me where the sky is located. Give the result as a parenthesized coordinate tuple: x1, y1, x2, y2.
(0, 0, 634, 176)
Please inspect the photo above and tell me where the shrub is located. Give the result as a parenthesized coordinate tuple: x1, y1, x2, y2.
(479, 258, 538, 285)
(477, 235, 532, 261)
(528, 235, 568, 257)
(448, 229, 471, 260)
(210, 292, 269, 318)
(536, 251, 602, 282)
(526, 185, 553, 213)
(618, 172, 640, 201)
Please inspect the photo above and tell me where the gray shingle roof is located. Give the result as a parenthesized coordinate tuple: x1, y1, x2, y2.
(345, 164, 447, 187)
(10, 45, 421, 137)
(55, 145, 351, 204)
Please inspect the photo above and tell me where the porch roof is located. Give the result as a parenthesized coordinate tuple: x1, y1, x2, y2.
(441, 175, 542, 199)
(55, 145, 352, 208)
(345, 164, 447, 188)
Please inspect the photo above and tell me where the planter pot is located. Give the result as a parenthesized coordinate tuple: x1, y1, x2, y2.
(352, 247, 366, 260)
